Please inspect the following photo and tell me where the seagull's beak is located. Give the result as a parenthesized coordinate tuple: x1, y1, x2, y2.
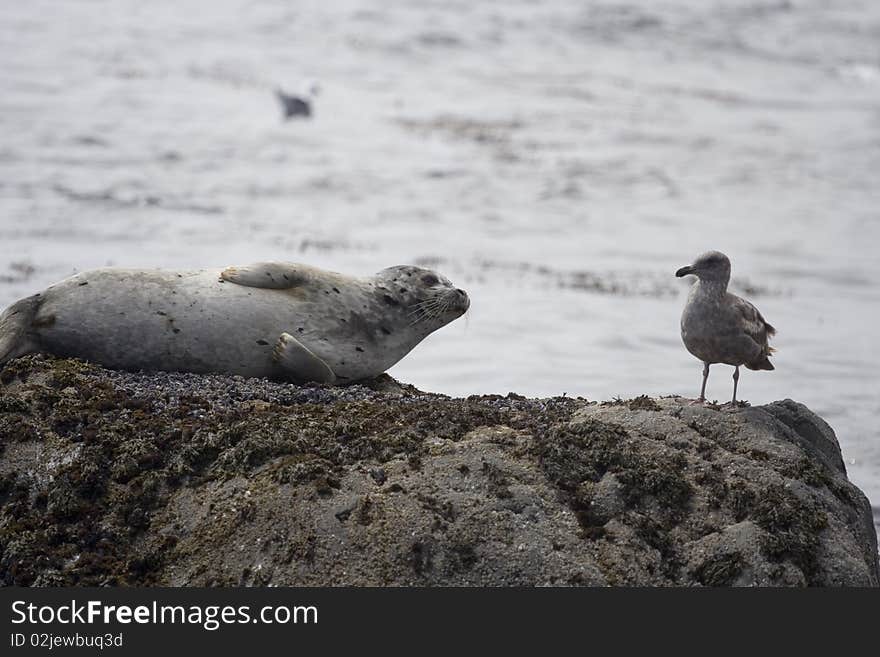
(675, 265, 695, 278)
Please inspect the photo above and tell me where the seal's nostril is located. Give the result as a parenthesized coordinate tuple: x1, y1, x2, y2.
(456, 288, 466, 297)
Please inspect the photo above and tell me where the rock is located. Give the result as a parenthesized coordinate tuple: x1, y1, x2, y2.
(0, 355, 876, 586)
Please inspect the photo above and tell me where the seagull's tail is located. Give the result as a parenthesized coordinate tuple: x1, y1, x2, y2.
(0, 296, 40, 367)
(747, 345, 775, 371)
(747, 322, 777, 370)
(746, 357, 774, 371)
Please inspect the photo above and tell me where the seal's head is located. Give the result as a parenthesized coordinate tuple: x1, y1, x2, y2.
(676, 251, 731, 286)
(373, 265, 469, 335)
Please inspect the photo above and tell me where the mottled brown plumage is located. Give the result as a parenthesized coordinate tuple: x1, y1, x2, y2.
(676, 251, 776, 404)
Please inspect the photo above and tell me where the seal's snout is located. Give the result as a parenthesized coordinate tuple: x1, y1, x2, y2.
(675, 265, 695, 278)
(454, 288, 470, 311)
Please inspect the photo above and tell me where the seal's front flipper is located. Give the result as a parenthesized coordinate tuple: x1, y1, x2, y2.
(272, 332, 336, 384)
(220, 262, 310, 289)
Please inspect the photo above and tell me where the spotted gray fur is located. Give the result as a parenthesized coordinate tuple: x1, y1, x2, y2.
(0, 262, 469, 384)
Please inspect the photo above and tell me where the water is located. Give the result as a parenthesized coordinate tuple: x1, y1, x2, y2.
(1, 0, 879, 529)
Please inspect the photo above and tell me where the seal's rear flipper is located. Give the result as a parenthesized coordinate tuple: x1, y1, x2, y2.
(220, 262, 310, 289)
(0, 296, 41, 367)
(272, 332, 336, 384)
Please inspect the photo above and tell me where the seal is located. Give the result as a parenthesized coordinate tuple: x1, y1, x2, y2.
(0, 262, 470, 384)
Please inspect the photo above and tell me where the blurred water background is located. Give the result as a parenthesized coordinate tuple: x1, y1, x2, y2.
(1, 0, 878, 528)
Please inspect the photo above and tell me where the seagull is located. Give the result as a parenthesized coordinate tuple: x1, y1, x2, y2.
(675, 251, 776, 405)
(274, 81, 319, 120)
(275, 87, 311, 119)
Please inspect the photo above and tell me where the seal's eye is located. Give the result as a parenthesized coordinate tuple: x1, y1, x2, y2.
(421, 274, 439, 286)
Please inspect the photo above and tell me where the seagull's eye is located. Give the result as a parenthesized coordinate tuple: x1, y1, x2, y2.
(421, 274, 439, 286)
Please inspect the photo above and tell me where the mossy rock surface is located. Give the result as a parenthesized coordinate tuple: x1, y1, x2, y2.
(0, 355, 877, 586)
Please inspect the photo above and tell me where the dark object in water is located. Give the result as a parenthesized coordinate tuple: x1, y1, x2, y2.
(275, 88, 312, 119)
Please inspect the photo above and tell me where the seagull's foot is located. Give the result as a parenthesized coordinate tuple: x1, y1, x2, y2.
(720, 400, 750, 411)
(688, 398, 706, 406)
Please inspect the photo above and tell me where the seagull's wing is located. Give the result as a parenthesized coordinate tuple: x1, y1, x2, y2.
(731, 294, 775, 342)
(728, 293, 776, 370)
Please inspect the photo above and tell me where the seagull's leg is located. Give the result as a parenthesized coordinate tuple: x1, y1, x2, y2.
(698, 362, 710, 402)
(731, 366, 739, 405)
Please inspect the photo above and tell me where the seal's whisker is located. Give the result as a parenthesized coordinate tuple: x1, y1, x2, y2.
(407, 299, 434, 314)
(407, 296, 445, 321)
(409, 296, 443, 310)
(409, 299, 446, 325)
(408, 304, 437, 318)
(409, 306, 439, 325)
(415, 295, 454, 326)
